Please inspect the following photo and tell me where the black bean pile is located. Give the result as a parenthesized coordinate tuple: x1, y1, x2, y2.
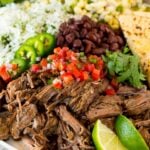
(57, 16, 125, 55)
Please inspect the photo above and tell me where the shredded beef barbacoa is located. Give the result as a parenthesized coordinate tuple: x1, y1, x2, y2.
(0, 71, 149, 149)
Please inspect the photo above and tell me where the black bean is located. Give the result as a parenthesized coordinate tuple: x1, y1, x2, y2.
(92, 48, 105, 55)
(101, 43, 109, 49)
(110, 43, 119, 51)
(116, 36, 124, 45)
(57, 15, 125, 56)
(73, 31, 80, 38)
(86, 32, 97, 43)
(99, 24, 108, 32)
(83, 40, 93, 53)
(107, 35, 118, 44)
(83, 22, 92, 29)
(80, 28, 88, 38)
(59, 22, 67, 32)
(68, 18, 75, 24)
(73, 39, 82, 48)
(63, 28, 71, 35)
(57, 35, 64, 46)
(98, 31, 104, 38)
(82, 15, 91, 22)
(65, 33, 75, 44)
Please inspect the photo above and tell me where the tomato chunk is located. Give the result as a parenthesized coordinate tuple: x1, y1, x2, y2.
(81, 71, 89, 81)
(61, 73, 74, 84)
(92, 68, 100, 80)
(105, 88, 116, 95)
(31, 64, 41, 72)
(0, 65, 11, 82)
(40, 58, 48, 68)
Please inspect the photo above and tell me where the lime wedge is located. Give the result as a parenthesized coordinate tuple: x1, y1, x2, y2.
(115, 115, 149, 150)
(92, 119, 127, 150)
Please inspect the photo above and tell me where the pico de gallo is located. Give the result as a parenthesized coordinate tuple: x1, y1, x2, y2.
(31, 47, 105, 89)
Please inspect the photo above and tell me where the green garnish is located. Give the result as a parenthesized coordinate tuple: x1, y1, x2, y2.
(48, 78, 53, 85)
(103, 49, 145, 88)
(89, 56, 97, 64)
(79, 52, 85, 57)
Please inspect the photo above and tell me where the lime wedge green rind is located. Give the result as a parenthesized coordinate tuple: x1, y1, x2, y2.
(115, 115, 149, 150)
(92, 120, 103, 150)
(92, 119, 127, 150)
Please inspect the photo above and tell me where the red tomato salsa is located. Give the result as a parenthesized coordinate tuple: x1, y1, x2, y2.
(31, 47, 105, 89)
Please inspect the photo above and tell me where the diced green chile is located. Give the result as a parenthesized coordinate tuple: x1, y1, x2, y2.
(11, 58, 28, 75)
(37, 33, 56, 55)
(15, 45, 37, 65)
(25, 37, 45, 57)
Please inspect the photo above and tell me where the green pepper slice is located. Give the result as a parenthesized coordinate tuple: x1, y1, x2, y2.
(11, 58, 28, 76)
(15, 45, 37, 65)
(25, 37, 45, 57)
(37, 33, 56, 55)
(0, 0, 14, 5)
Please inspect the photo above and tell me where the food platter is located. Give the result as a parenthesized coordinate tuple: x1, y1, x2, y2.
(0, 0, 149, 150)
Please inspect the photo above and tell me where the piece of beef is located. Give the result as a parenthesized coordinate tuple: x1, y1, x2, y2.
(0, 111, 14, 140)
(124, 91, 150, 116)
(43, 112, 58, 136)
(86, 95, 122, 122)
(36, 85, 58, 104)
(64, 80, 109, 115)
(138, 127, 150, 147)
(135, 119, 150, 128)
(32, 132, 49, 148)
(32, 113, 46, 132)
(6, 71, 49, 104)
(117, 85, 145, 96)
(6, 73, 29, 103)
(11, 104, 38, 139)
(66, 82, 97, 114)
(4, 89, 37, 112)
(55, 105, 94, 150)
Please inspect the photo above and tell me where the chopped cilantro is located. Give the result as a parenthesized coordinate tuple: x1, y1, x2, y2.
(103, 50, 145, 88)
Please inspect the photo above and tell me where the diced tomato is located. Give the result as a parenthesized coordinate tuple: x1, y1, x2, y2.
(62, 47, 69, 52)
(66, 50, 76, 60)
(105, 88, 116, 95)
(11, 64, 18, 70)
(31, 64, 41, 72)
(100, 70, 106, 78)
(66, 62, 76, 72)
(59, 62, 66, 71)
(54, 61, 65, 71)
(0, 65, 11, 82)
(110, 78, 118, 88)
(61, 73, 74, 84)
(72, 68, 82, 79)
(55, 47, 68, 58)
(53, 82, 63, 89)
(92, 68, 100, 80)
(84, 63, 95, 72)
(96, 58, 104, 69)
(54, 47, 62, 54)
(48, 54, 59, 61)
(80, 71, 89, 81)
(40, 58, 48, 68)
